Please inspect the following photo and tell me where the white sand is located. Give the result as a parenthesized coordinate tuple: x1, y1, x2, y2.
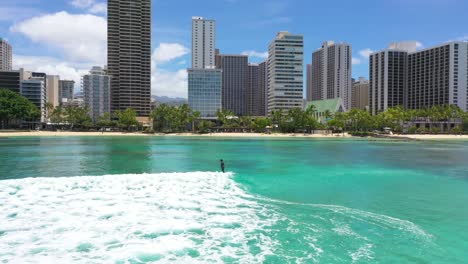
(0, 131, 350, 138)
(391, 134, 468, 140)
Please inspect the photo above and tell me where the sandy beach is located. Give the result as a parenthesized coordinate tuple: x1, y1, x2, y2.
(390, 134, 468, 140)
(0, 131, 351, 138)
(1, 131, 468, 139)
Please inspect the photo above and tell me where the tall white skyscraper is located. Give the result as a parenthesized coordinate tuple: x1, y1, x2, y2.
(267, 31, 304, 114)
(192, 17, 216, 69)
(310, 41, 352, 110)
(0, 38, 12, 71)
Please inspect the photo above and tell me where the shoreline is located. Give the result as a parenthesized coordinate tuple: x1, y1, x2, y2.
(0, 131, 350, 138)
(0, 131, 468, 140)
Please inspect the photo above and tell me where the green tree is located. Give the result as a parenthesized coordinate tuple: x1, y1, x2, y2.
(115, 108, 139, 131)
(197, 120, 215, 134)
(0, 89, 40, 129)
(96, 112, 115, 128)
(216, 109, 237, 128)
(49, 106, 65, 124)
(327, 112, 347, 133)
(151, 104, 200, 133)
(250, 117, 272, 133)
(64, 106, 93, 130)
(347, 108, 374, 132)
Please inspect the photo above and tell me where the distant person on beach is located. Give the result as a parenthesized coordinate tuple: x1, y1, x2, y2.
(220, 159, 225, 173)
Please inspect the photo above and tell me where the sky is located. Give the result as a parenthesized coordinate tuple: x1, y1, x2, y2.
(1, 0, 467, 98)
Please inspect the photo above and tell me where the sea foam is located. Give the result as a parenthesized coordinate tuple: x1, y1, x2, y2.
(0, 172, 437, 263)
(0, 172, 279, 263)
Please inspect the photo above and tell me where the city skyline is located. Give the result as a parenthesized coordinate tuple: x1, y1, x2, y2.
(1, 0, 467, 98)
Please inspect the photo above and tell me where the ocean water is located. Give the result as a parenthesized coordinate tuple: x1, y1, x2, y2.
(0, 137, 467, 263)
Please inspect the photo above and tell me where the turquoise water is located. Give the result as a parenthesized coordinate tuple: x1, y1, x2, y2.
(0, 136, 467, 263)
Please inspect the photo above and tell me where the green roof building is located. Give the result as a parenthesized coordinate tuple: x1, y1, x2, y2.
(304, 98, 347, 123)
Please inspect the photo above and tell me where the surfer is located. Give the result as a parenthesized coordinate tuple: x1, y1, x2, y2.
(220, 159, 225, 173)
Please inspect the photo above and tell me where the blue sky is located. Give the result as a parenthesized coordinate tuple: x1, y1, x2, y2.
(1, 0, 467, 98)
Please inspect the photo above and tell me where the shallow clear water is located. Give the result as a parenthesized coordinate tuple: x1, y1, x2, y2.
(0, 136, 467, 263)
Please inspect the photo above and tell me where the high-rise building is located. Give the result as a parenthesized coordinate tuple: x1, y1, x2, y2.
(108, 0, 151, 116)
(351, 77, 369, 110)
(188, 68, 222, 117)
(246, 62, 268, 116)
(369, 49, 408, 115)
(267, 31, 304, 114)
(407, 42, 468, 111)
(258, 61, 268, 116)
(46, 75, 60, 108)
(0, 71, 21, 93)
(83, 66, 111, 122)
(0, 38, 12, 71)
(370, 41, 468, 114)
(192, 17, 216, 69)
(306, 64, 312, 101)
(247, 64, 259, 116)
(59, 80, 75, 105)
(20, 78, 46, 122)
(216, 54, 248, 115)
(310, 41, 352, 110)
(188, 17, 221, 117)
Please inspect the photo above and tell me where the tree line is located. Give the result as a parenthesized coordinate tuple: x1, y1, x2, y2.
(2, 88, 468, 134)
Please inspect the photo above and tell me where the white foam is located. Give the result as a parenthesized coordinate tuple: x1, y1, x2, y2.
(0, 172, 280, 263)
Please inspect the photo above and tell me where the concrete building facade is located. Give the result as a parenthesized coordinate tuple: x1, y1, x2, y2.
(267, 31, 304, 114)
(247, 64, 259, 116)
(306, 64, 312, 101)
(407, 42, 468, 111)
(83, 66, 111, 122)
(258, 61, 268, 116)
(108, 0, 151, 116)
(0, 38, 12, 71)
(370, 41, 468, 114)
(59, 80, 75, 105)
(216, 54, 248, 115)
(310, 41, 352, 110)
(188, 68, 222, 117)
(246, 62, 268, 116)
(369, 49, 408, 115)
(46, 75, 60, 108)
(192, 17, 216, 69)
(351, 77, 369, 110)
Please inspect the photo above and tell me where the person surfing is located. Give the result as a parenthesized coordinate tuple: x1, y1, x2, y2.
(220, 159, 225, 173)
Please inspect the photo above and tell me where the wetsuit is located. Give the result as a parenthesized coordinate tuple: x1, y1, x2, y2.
(221, 161, 225, 173)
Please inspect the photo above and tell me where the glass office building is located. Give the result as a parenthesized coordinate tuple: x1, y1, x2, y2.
(188, 68, 222, 117)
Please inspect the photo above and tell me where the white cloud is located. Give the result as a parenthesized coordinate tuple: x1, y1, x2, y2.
(152, 69, 188, 98)
(71, 0, 95, 8)
(12, 10, 189, 98)
(241, 50, 268, 60)
(89, 3, 107, 14)
(359, 48, 374, 59)
(352, 57, 362, 65)
(11, 11, 107, 64)
(151, 43, 190, 98)
(152, 43, 190, 64)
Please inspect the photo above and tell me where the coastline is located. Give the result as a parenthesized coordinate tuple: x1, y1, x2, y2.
(0, 131, 349, 138)
(389, 134, 468, 140)
(1, 131, 468, 140)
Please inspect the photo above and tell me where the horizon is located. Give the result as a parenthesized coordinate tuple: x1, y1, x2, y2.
(1, 0, 467, 98)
